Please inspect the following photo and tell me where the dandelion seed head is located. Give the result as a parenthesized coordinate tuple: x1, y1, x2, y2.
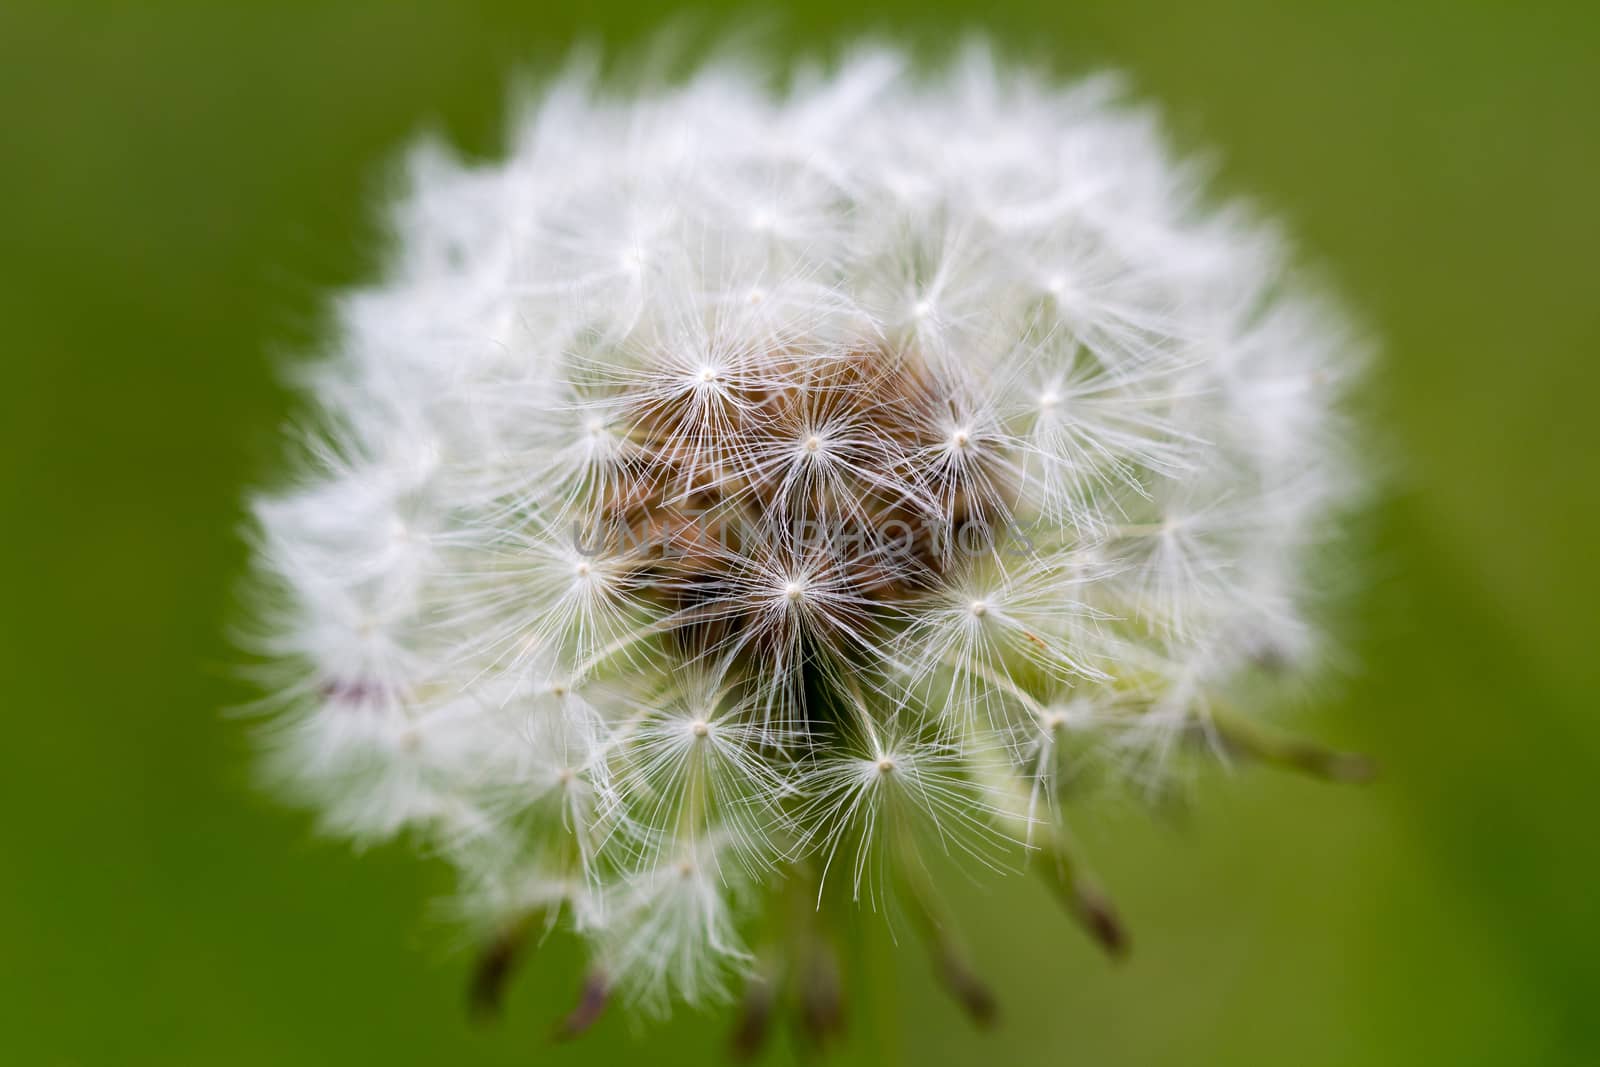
(248, 40, 1367, 1025)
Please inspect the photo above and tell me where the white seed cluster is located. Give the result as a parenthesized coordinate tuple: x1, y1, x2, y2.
(250, 46, 1363, 1015)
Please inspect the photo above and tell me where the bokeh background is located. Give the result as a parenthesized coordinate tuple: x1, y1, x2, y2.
(3, 2, 1597, 1064)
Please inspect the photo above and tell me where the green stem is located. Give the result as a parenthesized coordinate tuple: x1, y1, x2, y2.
(1207, 707, 1376, 783)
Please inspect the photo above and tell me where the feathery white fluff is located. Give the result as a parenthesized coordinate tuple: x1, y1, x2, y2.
(249, 42, 1365, 1017)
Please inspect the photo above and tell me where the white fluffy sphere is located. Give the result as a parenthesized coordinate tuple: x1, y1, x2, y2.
(250, 43, 1366, 1027)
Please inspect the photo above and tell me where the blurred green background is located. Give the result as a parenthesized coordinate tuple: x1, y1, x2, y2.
(3, 2, 1597, 1064)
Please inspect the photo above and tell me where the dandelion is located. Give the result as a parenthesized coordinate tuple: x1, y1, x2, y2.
(247, 41, 1370, 1046)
